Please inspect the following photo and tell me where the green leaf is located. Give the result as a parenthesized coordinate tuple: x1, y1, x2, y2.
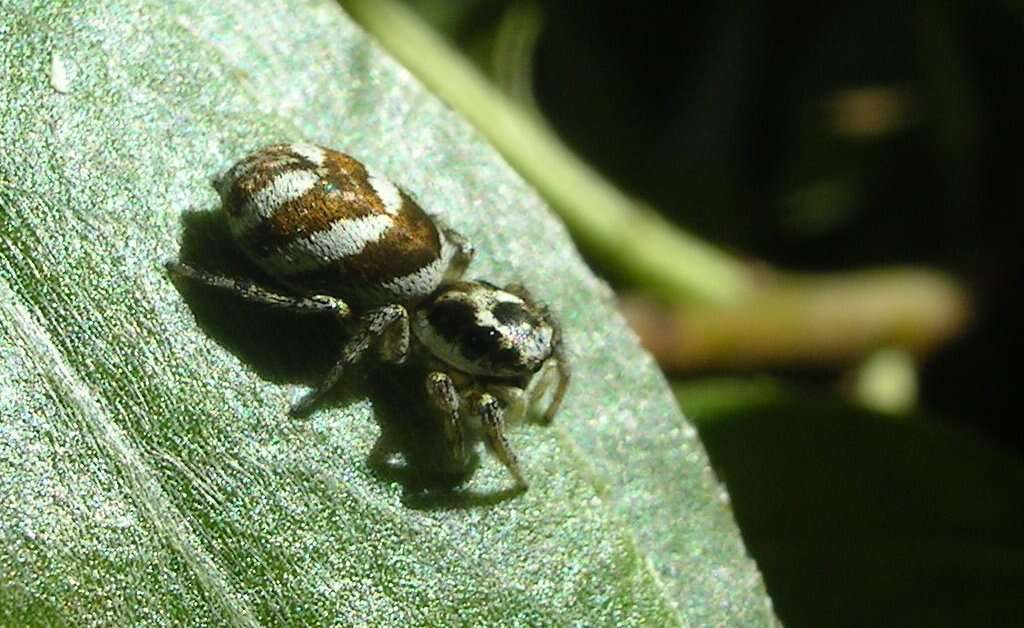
(679, 379, 1024, 628)
(0, 1, 773, 624)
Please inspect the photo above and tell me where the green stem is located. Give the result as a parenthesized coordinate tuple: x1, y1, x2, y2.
(340, 0, 752, 304)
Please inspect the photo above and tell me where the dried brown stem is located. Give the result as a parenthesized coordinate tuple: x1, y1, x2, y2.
(621, 268, 971, 372)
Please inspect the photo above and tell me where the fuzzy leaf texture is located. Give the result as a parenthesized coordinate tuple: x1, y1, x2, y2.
(0, 1, 775, 625)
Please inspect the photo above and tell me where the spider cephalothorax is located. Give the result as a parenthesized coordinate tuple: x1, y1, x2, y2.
(167, 143, 570, 488)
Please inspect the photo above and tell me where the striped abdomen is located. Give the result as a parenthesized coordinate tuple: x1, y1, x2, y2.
(216, 143, 454, 307)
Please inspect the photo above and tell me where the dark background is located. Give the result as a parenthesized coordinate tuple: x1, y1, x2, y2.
(412, 0, 1024, 451)
(398, 1, 1024, 625)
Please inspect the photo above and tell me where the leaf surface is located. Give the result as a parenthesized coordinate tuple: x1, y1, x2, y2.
(0, 1, 773, 624)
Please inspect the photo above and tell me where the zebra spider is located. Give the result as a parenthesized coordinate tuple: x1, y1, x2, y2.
(167, 143, 570, 488)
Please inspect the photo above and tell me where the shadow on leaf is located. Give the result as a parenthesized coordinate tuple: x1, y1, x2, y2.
(168, 208, 343, 385)
(364, 365, 525, 509)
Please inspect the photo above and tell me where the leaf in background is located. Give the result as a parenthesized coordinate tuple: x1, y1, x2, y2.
(680, 379, 1024, 628)
(0, 0, 773, 624)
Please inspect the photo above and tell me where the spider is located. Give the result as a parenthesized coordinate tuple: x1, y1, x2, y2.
(167, 143, 570, 487)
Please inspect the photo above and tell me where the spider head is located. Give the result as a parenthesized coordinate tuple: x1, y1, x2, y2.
(413, 281, 555, 378)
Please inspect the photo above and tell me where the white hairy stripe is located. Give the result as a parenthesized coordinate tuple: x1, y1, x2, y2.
(382, 255, 445, 297)
(382, 227, 451, 297)
(366, 168, 404, 215)
(260, 214, 395, 274)
(289, 143, 326, 167)
(224, 152, 299, 186)
(226, 168, 319, 235)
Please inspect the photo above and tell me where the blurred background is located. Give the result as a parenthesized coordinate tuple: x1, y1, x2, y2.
(342, 1, 1024, 625)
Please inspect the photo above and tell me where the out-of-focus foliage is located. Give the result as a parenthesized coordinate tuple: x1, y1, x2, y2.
(0, 0, 775, 625)
(679, 379, 1024, 627)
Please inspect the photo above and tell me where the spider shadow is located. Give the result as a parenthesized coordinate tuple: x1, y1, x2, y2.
(170, 208, 344, 387)
(169, 209, 524, 509)
(364, 365, 527, 510)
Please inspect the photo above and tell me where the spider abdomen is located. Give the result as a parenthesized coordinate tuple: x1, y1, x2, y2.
(216, 143, 453, 306)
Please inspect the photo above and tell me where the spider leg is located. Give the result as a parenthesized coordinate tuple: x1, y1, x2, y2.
(540, 346, 571, 425)
(536, 303, 571, 424)
(477, 393, 527, 489)
(500, 282, 529, 299)
(166, 261, 351, 319)
(378, 310, 410, 364)
(290, 304, 409, 416)
(440, 226, 474, 281)
(426, 372, 466, 469)
(486, 384, 527, 423)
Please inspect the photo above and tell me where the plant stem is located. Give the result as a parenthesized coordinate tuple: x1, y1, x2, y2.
(340, 0, 753, 304)
(621, 268, 970, 371)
